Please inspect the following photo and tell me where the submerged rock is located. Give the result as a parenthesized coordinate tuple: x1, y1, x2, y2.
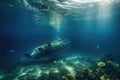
(100, 75, 105, 80)
(62, 74, 75, 80)
(97, 62, 106, 67)
(1, 55, 120, 80)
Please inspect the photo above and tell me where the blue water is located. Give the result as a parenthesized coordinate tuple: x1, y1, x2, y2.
(0, 0, 120, 70)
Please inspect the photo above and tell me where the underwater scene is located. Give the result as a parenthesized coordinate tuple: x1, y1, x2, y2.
(0, 0, 120, 80)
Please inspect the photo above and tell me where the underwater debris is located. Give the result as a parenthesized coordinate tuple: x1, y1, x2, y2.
(25, 39, 69, 59)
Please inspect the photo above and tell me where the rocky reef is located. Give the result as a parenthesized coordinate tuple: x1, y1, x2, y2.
(0, 54, 120, 80)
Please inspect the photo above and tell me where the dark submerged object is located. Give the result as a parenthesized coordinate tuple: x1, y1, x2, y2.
(25, 39, 69, 59)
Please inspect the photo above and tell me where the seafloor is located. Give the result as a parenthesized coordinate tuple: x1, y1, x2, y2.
(0, 54, 120, 80)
